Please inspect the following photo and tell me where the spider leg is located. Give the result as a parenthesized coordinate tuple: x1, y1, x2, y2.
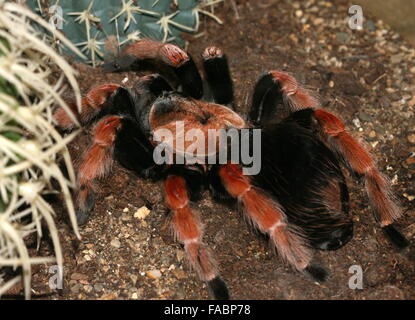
(252, 70, 409, 249)
(249, 72, 284, 125)
(164, 175, 229, 300)
(54, 83, 121, 131)
(218, 163, 328, 282)
(76, 115, 122, 225)
(103, 39, 203, 99)
(312, 109, 409, 249)
(267, 71, 319, 111)
(202, 46, 234, 107)
(249, 71, 318, 125)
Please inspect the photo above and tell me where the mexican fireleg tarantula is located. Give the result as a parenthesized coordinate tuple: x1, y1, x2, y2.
(54, 39, 409, 299)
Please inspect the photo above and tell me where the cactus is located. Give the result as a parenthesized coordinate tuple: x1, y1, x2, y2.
(27, 0, 224, 67)
(0, 0, 83, 299)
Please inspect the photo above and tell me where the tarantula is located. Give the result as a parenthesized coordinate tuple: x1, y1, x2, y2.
(54, 39, 409, 299)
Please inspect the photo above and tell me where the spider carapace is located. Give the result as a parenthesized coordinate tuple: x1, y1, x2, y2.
(54, 39, 410, 300)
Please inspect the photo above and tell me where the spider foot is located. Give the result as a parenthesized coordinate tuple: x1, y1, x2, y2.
(202, 46, 223, 59)
(303, 264, 329, 283)
(313, 222, 354, 251)
(207, 276, 230, 300)
(383, 224, 410, 250)
(159, 43, 190, 67)
(76, 209, 91, 226)
(76, 187, 95, 226)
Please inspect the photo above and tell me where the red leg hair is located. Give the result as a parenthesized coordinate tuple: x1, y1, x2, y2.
(77, 116, 122, 214)
(269, 71, 319, 110)
(314, 109, 401, 226)
(219, 164, 312, 271)
(164, 176, 218, 282)
(123, 39, 189, 67)
(54, 84, 120, 131)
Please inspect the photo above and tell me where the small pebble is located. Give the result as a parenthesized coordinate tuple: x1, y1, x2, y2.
(70, 284, 81, 294)
(172, 268, 186, 280)
(336, 32, 350, 43)
(134, 206, 151, 220)
(176, 250, 185, 262)
(98, 293, 118, 300)
(71, 273, 88, 281)
(94, 284, 104, 292)
(403, 193, 415, 201)
(121, 214, 132, 222)
(391, 54, 403, 64)
(84, 285, 93, 293)
(146, 269, 162, 279)
(110, 239, 121, 248)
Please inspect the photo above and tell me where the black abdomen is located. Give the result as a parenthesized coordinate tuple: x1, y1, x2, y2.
(252, 120, 353, 250)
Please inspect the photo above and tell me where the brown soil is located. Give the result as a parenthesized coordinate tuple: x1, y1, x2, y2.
(21, 0, 415, 300)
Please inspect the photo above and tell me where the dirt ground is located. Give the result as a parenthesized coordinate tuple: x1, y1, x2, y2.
(13, 0, 415, 300)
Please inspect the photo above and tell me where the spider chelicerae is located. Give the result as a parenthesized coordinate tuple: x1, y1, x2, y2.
(54, 39, 409, 300)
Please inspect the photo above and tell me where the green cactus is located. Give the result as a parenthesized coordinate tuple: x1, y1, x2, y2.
(27, 0, 224, 67)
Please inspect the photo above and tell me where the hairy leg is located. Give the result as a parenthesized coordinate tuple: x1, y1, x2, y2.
(202, 46, 234, 107)
(164, 175, 229, 299)
(54, 84, 121, 131)
(218, 163, 328, 282)
(313, 109, 409, 248)
(103, 39, 203, 99)
(249, 71, 318, 125)
(76, 115, 122, 225)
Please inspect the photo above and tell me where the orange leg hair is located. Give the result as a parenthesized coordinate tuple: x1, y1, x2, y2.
(76, 115, 122, 225)
(269, 71, 319, 110)
(54, 84, 120, 131)
(313, 109, 401, 227)
(218, 164, 313, 272)
(164, 175, 229, 299)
